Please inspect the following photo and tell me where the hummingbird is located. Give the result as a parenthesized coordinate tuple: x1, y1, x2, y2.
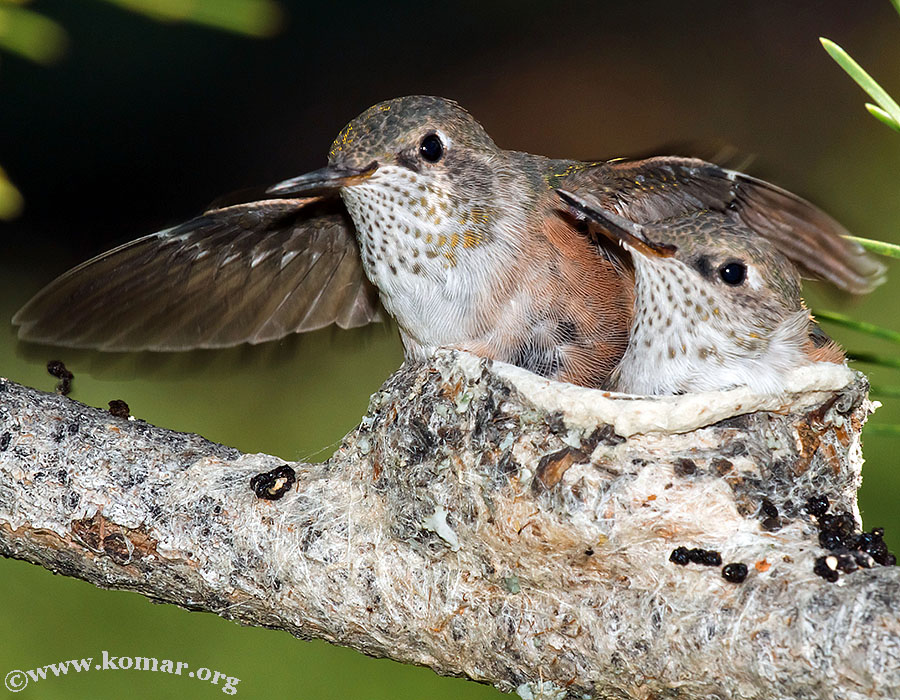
(557, 190, 847, 394)
(13, 95, 883, 390)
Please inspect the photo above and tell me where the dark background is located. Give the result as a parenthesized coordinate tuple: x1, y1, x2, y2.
(1, 1, 899, 698)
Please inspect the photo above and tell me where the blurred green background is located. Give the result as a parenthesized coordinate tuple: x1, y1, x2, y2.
(1, 1, 899, 698)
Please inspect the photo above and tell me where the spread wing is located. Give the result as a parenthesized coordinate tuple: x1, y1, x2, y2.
(557, 156, 885, 294)
(13, 197, 383, 351)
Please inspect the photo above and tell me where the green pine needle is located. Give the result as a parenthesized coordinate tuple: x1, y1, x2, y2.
(846, 352, 900, 370)
(844, 235, 900, 259)
(820, 38, 900, 132)
(815, 310, 900, 344)
(866, 103, 900, 132)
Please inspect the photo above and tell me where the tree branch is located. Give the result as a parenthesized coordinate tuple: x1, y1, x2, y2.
(0, 350, 897, 699)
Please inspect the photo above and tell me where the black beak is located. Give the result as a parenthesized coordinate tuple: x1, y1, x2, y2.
(266, 161, 378, 196)
(556, 188, 676, 258)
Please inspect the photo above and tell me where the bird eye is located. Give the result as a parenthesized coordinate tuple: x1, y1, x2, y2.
(418, 133, 444, 163)
(719, 261, 747, 285)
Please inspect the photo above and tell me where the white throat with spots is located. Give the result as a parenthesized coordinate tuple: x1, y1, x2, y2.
(339, 165, 521, 358)
(612, 254, 813, 395)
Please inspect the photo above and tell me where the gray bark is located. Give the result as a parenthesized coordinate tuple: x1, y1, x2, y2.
(0, 349, 897, 700)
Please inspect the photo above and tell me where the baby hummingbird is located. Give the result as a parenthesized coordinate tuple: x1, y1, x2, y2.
(557, 189, 847, 395)
(12, 96, 883, 389)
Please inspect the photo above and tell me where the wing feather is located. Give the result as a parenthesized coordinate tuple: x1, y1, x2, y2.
(13, 197, 382, 350)
(559, 157, 885, 293)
